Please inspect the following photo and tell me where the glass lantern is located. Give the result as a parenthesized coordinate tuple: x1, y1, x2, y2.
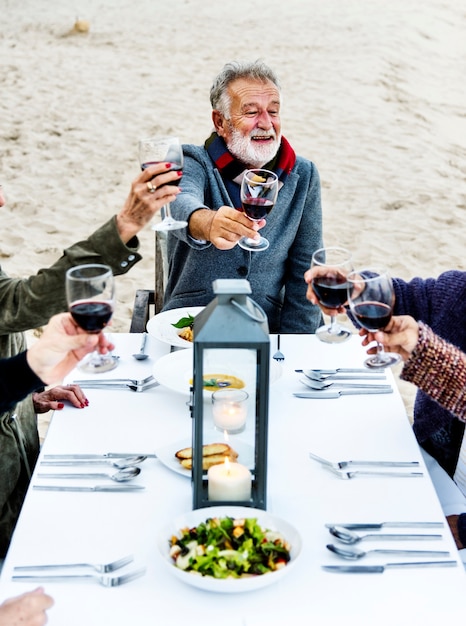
(190, 279, 270, 510)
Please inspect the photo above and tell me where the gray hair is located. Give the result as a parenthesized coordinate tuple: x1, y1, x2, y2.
(210, 60, 281, 118)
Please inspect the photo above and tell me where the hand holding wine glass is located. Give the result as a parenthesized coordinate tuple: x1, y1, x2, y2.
(311, 246, 353, 343)
(347, 268, 402, 369)
(65, 264, 118, 373)
(238, 169, 278, 252)
(138, 135, 187, 231)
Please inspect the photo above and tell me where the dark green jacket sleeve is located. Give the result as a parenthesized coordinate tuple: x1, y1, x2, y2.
(0, 216, 142, 334)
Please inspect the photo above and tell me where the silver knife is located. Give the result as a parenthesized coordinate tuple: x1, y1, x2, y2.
(33, 485, 145, 492)
(300, 379, 392, 390)
(296, 368, 383, 374)
(322, 560, 457, 573)
(43, 453, 158, 459)
(325, 522, 445, 530)
(294, 389, 394, 398)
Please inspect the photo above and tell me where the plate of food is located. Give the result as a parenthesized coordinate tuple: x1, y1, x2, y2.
(146, 307, 204, 348)
(152, 348, 282, 396)
(156, 506, 302, 593)
(155, 438, 254, 478)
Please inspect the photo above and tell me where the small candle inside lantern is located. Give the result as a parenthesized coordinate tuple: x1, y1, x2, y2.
(212, 389, 248, 434)
(207, 457, 252, 502)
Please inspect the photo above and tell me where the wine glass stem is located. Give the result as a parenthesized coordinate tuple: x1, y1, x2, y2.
(161, 203, 173, 222)
(376, 341, 385, 361)
(328, 315, 340, 334)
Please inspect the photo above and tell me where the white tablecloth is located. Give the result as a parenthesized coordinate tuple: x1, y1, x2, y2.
(0, 333, 464, 626)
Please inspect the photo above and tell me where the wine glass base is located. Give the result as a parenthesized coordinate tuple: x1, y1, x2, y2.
(152, 219, 188, 232)
(364, 352, 402, 369)
(316, 324, 352, 344)
(237, 236, 269, 252)
(78, 354, 119, 374)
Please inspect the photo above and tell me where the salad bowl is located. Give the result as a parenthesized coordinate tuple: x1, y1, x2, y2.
(156, 506, 302, 593)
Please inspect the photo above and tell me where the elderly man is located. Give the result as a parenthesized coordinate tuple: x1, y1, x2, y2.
(164, 60, 323, 333)
(0, 165, 180, 558)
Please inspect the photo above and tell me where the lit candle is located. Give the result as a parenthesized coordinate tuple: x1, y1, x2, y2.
(212, 389, 248, 433)
(207, 458, 252, 502)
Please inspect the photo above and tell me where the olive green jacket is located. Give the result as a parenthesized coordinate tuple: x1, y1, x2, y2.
(0, 216, 142, 556)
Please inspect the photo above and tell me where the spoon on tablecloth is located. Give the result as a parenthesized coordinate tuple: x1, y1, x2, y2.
(326, 544, 450, 560)
(328, 526, 443, 544)
(132, 333, 149, 360)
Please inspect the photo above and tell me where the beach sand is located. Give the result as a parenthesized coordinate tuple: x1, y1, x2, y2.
(1, 0, 465, 428)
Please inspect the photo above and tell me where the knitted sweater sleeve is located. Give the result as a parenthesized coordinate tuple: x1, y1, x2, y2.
(401, 322, 466, 422)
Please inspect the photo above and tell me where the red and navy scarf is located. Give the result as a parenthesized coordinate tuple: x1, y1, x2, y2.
(204, 132, 296, 207)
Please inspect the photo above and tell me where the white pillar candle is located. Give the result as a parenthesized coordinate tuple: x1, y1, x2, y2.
(207, 458, 252, 502)
(212, 389, 248, 434)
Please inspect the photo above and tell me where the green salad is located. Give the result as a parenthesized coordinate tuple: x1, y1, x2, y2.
(168, 516, 291, 579)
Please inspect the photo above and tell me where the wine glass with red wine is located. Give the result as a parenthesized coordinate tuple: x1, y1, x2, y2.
(138, 135, 187, 231)
(311, 246, 353, 343)
(66, 264, 118, 373)
(347, 268, 402, 369)
(238, 169, 279, 252)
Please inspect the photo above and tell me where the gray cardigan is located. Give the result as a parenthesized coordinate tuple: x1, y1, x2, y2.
(164, 144, 323, 333)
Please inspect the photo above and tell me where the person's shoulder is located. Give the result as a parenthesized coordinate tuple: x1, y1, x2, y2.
(436, 270, 466, 285)
(181, 144, 205, 158)
(294, 154, 318, 168)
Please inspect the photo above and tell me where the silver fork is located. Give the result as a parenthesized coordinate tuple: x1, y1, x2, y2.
(323, 465, 424, 479)
(12, 567, 146, 587)
(272, 335, 284, 361)
(309, 451, 420, 469)
(73, 375, 154, 386)
(13, 554, 133, 574)
(75, 380, 159, 393)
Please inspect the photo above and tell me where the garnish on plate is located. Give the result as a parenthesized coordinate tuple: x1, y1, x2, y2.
(168, 516, 291, 578)
(172, 314, 195, 342)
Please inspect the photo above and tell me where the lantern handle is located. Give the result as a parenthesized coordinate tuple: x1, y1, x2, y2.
(230, 296, 268, 324)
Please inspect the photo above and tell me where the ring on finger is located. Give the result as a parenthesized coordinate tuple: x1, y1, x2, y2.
(147, 181, 157, 193)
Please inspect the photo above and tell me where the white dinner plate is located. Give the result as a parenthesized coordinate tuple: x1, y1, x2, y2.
(146, 306, 204, 348)
(155, 437, 255, 478)
(152, 348, 282, 396)
(156, 506, 302, 593)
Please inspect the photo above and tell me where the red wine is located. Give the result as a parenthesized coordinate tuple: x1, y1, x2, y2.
(70, 301, 113, 333)
(141, 162, 182, 186)
(313, 279, 350, 308)
(242, 198, 274, 221)
(352, 302, 392, 331)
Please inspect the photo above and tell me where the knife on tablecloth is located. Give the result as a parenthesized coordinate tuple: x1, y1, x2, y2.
(33, 485, 145, 492)
(322, 561, 457, 573)
(325, 521, 444, 530)
(294, 388, 393, 398)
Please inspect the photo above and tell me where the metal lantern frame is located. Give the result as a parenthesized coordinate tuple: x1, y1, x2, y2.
(190, 279, 270, 510)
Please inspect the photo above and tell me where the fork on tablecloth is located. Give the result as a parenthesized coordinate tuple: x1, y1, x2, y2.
(272, 335, 284, 361)
(12, 567, 146, 587)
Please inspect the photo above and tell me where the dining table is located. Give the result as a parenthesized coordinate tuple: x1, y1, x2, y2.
(0, 332, 464, 626)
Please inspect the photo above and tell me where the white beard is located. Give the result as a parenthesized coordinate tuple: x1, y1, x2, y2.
(227, 127, 281, 168)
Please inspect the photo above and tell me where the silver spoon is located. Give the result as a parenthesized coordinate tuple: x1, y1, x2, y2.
(299, 377, 391, 391)
(37, 467, 141, 483)
(40, 455, 147, 469)
(132, 332, 149, 360)
(326, 544, 450, 560)
(328, 526, 442, 544)
(301, 370, 386, 382)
